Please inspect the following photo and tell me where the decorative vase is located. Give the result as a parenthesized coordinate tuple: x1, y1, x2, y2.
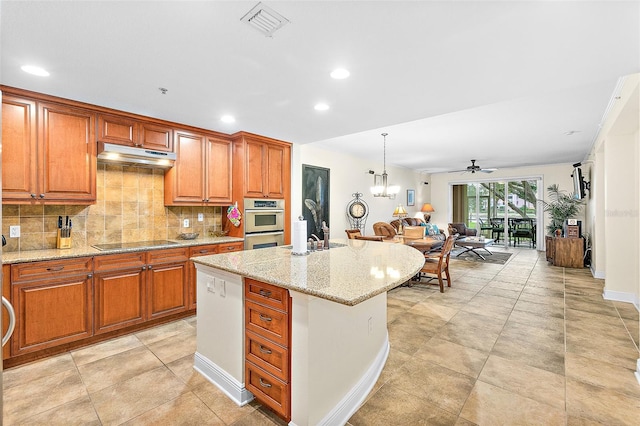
(555, 229, 562, 237)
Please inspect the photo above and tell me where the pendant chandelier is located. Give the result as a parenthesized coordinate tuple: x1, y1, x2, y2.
(371, 133, 400, 198)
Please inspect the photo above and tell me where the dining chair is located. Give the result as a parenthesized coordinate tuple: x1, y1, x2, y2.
(345, 229, 362, 239)
(415, 235, 456, 292)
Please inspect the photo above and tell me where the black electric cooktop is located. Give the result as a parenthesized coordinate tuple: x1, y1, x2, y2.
(92, 240, 178, 251)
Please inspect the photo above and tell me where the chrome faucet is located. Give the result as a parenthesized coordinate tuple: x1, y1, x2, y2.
(311, 234, 323, 250)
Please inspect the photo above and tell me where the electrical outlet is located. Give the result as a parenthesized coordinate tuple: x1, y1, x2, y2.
(198, 213, 204, 222)
(207, 280, 215, 293)
(183, 219, 190, 228)
(368, 317, 373, 334)
(9, 226, 20, 238)
(218, 280, 226, 297)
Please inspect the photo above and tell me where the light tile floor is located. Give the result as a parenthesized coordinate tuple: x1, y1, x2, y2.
(3, 248, 639, 425)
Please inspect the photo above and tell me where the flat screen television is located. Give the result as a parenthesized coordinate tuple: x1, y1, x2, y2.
(572, 164, 587, 199)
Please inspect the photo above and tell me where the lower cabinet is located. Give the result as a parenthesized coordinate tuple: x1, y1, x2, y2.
(147, 248, 189, 319)
(244, 278, 291, 422)
(93, 252, 147, 335)
(10, 257, 94, 356)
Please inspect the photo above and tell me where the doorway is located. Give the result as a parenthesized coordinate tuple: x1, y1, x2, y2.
(452, 178, 541, 249)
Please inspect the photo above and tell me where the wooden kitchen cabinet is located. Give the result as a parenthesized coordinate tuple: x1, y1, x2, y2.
(3, 264, 12, 360)
(10, 257, 93, 356)
(93, 252, 147, 335)
(244, 278, 291, 421)
(147, 247, 189, 320)
(165, 130, 232, 205)
(2, 95, 96, 204)
(97, 113, 173, 152)
(240, 136, 289, 199)
(1, 95, 37, 202)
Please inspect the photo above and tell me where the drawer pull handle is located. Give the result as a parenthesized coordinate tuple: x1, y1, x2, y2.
(199, 250, 209, 254)
(259, 289, 272, 297)
(259, 378, 272, 388)
(47, 266, 64, 272)
(259, 345, 272, 354)
(259, 314, 272, 322)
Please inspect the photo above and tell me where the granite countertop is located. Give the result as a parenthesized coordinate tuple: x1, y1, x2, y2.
(2, 236, 244, 264)
(192, 239, 425, 306)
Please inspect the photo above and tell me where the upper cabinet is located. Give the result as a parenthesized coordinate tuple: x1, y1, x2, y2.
(235, 133, 291, 199)
(164, 130, 232, 205)
(2, 93, 96, 204)
(98, 113, 173, 152)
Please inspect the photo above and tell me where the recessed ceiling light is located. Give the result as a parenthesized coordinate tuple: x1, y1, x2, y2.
(330, 68, 350, 79)
(21, 65, 49, 77)
(220, 115, 236, 123)
(314, 103, 330, 111)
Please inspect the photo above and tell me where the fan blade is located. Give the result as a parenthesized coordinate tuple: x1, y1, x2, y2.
(480, 168, 497, 173)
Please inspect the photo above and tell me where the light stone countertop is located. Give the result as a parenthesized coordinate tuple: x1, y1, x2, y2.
(1, 236, 244, 264)
(193, 239, 425, 306)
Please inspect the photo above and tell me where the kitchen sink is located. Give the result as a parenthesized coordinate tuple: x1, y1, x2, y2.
(92, 240, 179, 251)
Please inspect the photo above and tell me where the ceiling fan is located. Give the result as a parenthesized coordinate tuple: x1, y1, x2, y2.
(451, 159, 498, 174)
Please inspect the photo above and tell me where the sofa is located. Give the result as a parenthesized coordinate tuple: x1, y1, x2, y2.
(447, 223, 478, 240)
(389, 217, 446, 241)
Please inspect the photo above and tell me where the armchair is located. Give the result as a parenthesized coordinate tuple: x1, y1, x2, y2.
(447, 223, 477, 239)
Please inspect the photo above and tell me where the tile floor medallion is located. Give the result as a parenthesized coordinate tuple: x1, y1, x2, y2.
(3, 247, 640, 425)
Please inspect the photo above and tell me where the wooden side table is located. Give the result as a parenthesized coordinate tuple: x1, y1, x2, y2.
(546, 236, 584, 268)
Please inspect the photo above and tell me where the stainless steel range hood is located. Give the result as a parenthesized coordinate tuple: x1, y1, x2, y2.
(97, 142, 176, 169)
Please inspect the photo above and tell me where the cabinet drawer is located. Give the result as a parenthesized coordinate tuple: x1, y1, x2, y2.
(245, 362, 290, 421)
(245, 279, 289, 312)
(147, 247, 188, 265)
(94, 252, 146, 272)
(246, 330, 289, 381)
(245, 300, 288, 347)
(217, 242, 243, 253)
(189, 244, 218, 257)
(11, 257, 93, 283)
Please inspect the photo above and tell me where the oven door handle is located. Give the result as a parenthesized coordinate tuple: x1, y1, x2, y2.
(245, 209, 284, 214)
(245, 231, 284, 236)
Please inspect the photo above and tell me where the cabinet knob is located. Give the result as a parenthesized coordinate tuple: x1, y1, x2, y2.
(148, 265, 153, 270)
(39, 194, 45, 198)
(87, 274, 93, 279)
(142, 266, 147, 270)
(30, 193, 36, 198)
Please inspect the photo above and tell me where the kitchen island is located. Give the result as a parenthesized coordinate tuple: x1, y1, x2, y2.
(192, 239, 424, 425)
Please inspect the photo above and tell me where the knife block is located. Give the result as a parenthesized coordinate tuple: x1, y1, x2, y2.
(57, 229, 72, 249)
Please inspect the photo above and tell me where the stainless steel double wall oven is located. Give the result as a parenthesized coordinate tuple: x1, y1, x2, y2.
(243, 198, 285, 250)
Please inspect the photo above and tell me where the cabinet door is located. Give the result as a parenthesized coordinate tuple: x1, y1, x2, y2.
(2, 264, 12, 360)
(140, 122, 173, 152)
(165, 131, 205, 204)
(12, 275, 93, 355)
(265, 143, 286, 198)
(97, 113, 138, 146)
(205, 136, 232, 204)
(2, 96, 37, 201)
(244, 140, 266, 198)
(147, 262, 188, 319)
(39, 102, 96, 202)
(93, 252, 147, 334)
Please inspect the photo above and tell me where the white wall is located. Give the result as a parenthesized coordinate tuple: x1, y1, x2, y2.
(590, 73, 639, 307)
(292, 143, 430, 237)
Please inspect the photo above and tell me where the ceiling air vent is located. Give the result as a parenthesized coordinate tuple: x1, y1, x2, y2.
(241, 2, 289, 37)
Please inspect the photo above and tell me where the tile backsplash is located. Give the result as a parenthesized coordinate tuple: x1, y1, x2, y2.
(2, 164, 224, 252)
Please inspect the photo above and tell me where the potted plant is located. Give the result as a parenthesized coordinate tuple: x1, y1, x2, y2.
(540, 184, 584, 236)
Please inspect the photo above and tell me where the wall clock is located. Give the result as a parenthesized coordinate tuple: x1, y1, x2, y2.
(346, 193, 369, 231)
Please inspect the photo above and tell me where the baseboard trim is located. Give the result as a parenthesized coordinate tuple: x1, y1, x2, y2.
(316, 334, 390, 426)
(602, 290, 640, 311)
(590, 266, 605, 279)
(193, 352, 254, 406)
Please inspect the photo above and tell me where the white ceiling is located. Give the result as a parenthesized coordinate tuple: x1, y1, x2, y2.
(1, 1, 638, 174)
